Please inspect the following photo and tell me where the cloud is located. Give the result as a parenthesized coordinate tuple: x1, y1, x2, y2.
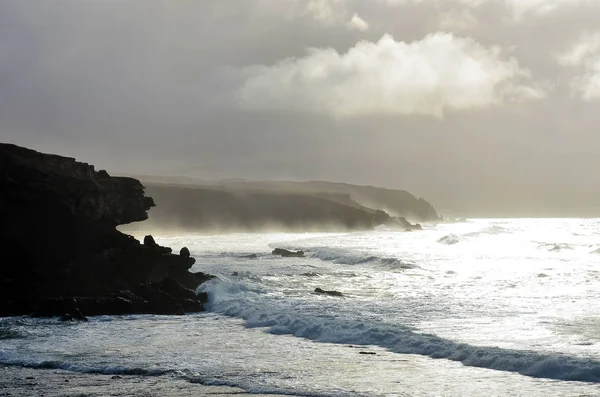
(438, 9, 479, 31)
(238, 33, 545, 118)
(502, 0, 592, 19)
(558, 33, 600, 101)
(379, 0, 595, 21)
(306, 0, 344, 23)
(347, 13, 369, 31)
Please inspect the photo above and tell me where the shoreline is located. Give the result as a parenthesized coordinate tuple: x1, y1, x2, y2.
(0, 366, 293, 397)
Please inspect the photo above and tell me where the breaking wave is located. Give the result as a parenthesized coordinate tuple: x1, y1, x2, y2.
(201, 279, 600, 383)
(0, 355, 170, 376)
(307, 248, 417, 270)
(463, 225, 510, 237)
(537, 242, 574, 252)
(437, 234, 463, 245)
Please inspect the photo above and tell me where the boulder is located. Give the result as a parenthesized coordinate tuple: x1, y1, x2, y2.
(272, 248, 305, 257)
(143, 235, 157, 246)
(314, 287, 343, 297)
(180, 247, 191, 258)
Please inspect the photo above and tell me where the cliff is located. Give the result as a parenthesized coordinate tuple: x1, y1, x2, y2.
(127, 183, 406, 233)
(118, 177, 435, 233)
(0, 143, 211, 317)
(294, 181, 440, 221)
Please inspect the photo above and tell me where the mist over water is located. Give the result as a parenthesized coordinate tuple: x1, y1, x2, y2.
(3, 218, 600, 396)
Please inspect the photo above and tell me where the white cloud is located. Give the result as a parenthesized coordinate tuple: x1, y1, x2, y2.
(558, 33, 600, 101)
(347, 13, 369, 31)
(306, 0, 344, 23)
(239, 33, 545, 118)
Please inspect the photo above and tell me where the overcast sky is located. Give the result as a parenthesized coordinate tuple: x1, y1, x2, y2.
(1, 0, 600, 216)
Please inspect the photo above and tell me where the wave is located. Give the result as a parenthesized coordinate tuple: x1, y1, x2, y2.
(202, 279, 600, 383)
(437, 234, 464, 245)
(196, 378, 366, 397)
(537, 242, 574, 252)
(0, 327, 22, 340)
(0, 356, 170, 376)
(464, 225, 510, 237)
(0, 350, 359, 397)
(307, 248, 417, 270)
(437, 225, 514, 246)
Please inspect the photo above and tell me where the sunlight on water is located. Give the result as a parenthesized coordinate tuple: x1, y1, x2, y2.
(2, 218, 600, 396)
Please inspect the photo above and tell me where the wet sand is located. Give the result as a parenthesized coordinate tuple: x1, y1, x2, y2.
(0, 366, 291, 397)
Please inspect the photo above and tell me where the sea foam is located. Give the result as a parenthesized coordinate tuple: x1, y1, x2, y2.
(201, 279, 600, 383)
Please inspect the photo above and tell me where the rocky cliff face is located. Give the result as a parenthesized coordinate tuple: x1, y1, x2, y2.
(130, 184, 397, 233)
(128, 178, 439, 234)
(0, 143, 211, 317)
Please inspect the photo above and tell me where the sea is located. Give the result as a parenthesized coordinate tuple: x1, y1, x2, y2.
(2, 218, 600, 396)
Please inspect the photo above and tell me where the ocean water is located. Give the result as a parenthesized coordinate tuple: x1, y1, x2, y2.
(2, 218, 600, 396)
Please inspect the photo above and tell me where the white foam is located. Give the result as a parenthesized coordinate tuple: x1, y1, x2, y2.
(202, 278, 600, 383)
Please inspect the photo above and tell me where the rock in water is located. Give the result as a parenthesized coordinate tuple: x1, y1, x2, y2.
(272, 248, 305, 257)
(0, 143, 212, 317)
(314, 287, 343, 297)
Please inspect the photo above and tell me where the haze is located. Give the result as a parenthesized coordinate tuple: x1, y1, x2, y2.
(1, 0, 599, 217)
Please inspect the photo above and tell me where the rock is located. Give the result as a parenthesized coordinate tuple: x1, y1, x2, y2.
(240, 254, 258, 259)
(359, 352, 376, 355)
(389, 217, 423, 231)
(314, 287, 343, 297)
(58, 308, 88, 322)
(72, 308, 88, 321)
(59, 314, 73, 322)
(180, 247, 191, 258)
(143, 235, 156, 246)
(198, 292, 209, 304)
(272, 248, 305, 257)
(231, 272, 239, 276)
(0, 143, 214, 317)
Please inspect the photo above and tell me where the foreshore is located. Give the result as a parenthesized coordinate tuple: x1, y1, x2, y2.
(0, 366, 292, 397)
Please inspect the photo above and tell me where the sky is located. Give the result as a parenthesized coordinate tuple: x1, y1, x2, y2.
(1, 0, 600, 217)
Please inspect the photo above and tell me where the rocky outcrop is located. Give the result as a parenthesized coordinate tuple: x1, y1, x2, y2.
(272, 248, 305, 258)
(0, 143, 212, 317)
(314, 288, 343, 297)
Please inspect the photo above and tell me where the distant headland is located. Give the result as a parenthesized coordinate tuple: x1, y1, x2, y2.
(121, 177, 440, 234)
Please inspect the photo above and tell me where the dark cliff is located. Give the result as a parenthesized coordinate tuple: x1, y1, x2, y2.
(0, 143, 211, 317)
(295, 181, 439, 221)
(127, 183, 400, 233)
(119, 177, 435, 233)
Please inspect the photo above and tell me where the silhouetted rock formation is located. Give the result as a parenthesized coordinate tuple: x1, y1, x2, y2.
(0, 143, 212, 317)
(314, 288, 343, 297)
(272, 248, 305, 257)
(180, 247, 191, 258)
(387, 216, 423, 230)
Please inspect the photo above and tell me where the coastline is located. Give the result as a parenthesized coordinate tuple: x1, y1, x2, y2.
(0, 366, 293, 397)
